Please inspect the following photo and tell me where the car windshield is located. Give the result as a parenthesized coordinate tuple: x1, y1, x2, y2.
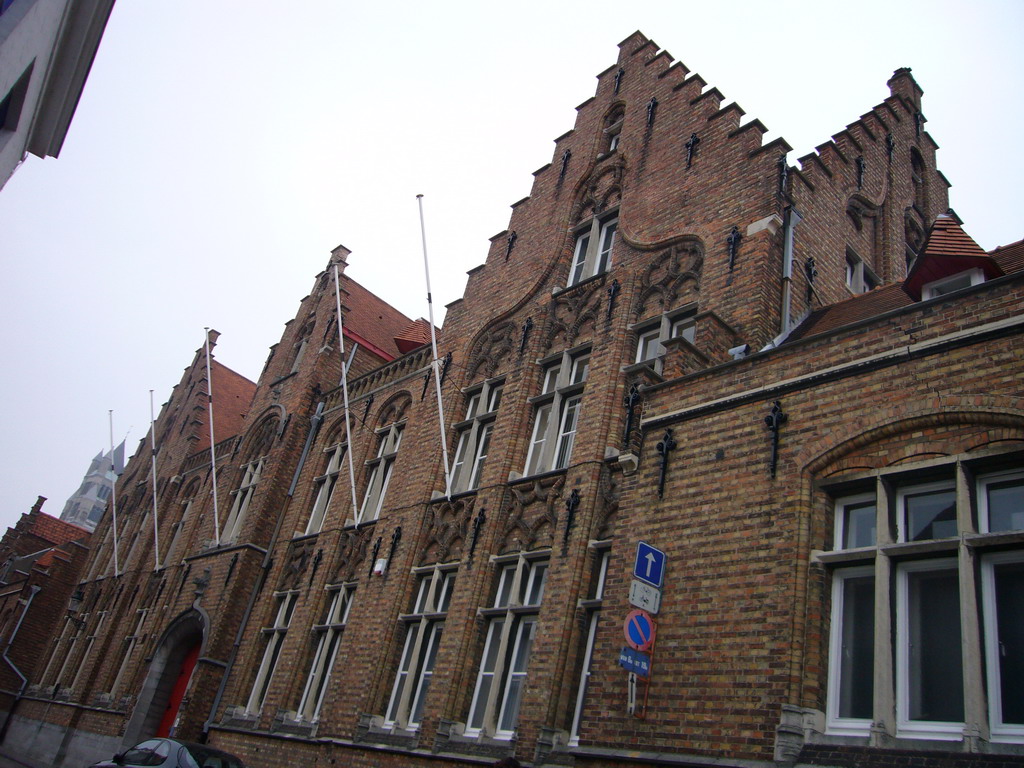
(178, 744, 245, 768)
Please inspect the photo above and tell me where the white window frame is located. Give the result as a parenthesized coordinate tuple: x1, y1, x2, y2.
(845, 252, 878, 294)
(222, 457, 265, 542)
(825, 565, 875, 735)
(524, 349, 589, 476)
(450, 380, 503, 494)
(384, 565, 457, 730)
(979, 469, 1024, 534)
(568, 214, 617, 287)
(296, 584, 353, 721)
(305, 443, 346, 535)
(356, 423, 403, 525)
(896, 479, 957, 543)
(246, 591, 298, 713)
(569, 548, 610, 746)
(922, 268, 985, 300)
(896, 558, 963, 740)
(833, 492, 877, 551)
(633, 308, 696, 372)
(163, 498, 192, 567)
(466, 552, 549, 739)
(981, 550, 1024, 741)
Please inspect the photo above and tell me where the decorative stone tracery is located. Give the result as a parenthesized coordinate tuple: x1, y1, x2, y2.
(420, 497, 474, 565)
(545, 279, 605, 353)
(634, 242, 703, 320)
(466, 320, 518, 382)
(499, 475, 565, 554)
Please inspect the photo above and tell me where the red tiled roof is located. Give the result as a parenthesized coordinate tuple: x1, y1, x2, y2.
(991, 238, 1024, 275)
(31, 513, 89, 546)
(903, 214, 1004, 299)
(394, 318, 434, 354)
(341, 276, 415, 360)
(788, 284, 913, 342)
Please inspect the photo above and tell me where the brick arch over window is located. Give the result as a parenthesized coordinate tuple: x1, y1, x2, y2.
(374, 391, 412, 429)
(801, 397, 1024, 479)
(236, 409, 283, 463)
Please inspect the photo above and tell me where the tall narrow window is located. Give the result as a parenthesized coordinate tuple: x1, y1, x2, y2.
(633, 308, 695, 373)
(163, 496, 193, 568)
(246, 592, 298, 713)
(357, 424, 403, 524)
(569, 548, 610, 745)
(897, 559, 963, 737)
(305, 443, 346, 534)
(297, 585, 353, 721)
(982, 551, 1024, 741)
(524, 350, 589, 476)
(568, 214, 618, 287)
(450, 381, 503, 493)
(467, 553, 548, 738)
(385, 565, 456, 730)
(110, 608, 150, 697)
(826, 566, 875, 733)
(222, 458, 264, 542)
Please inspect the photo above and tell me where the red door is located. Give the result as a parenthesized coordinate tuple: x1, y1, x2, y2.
(156, 642, 200, 737)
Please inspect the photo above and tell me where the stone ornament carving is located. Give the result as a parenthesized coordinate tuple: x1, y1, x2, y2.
(634, 243, 703, 320)
(375, 391, 412, 428)
(279, 538, 315, 591)
(421, 497, 474, 566)
(594, 465, 620, 540)
(545, 279, 605, 353)
(466, 321, 518, 382)
(333, 527, 369, 583)
(500, 475, 565, 554)
(570, 161, 624, 227)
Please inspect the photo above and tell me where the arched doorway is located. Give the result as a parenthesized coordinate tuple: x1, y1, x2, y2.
(123, 610, 206, 747)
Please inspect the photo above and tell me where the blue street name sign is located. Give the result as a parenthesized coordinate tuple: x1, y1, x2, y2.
(618, 646, 651, 677)
(633, 541, 666, 588)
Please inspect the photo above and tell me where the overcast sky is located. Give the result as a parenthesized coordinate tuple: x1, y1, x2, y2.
(1, 0, 1021, 534)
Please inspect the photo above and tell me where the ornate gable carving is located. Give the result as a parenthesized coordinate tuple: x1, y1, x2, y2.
(279, 537, 316, 591)
(545, 279, 605, 353)
(634, 242, 703, 320)
(499, 475, 565, 554)
(467, 321, 517, 382)
(332, 527, 369, 583)
(421, 498, 474, 565)
(571, 161, 625, 225)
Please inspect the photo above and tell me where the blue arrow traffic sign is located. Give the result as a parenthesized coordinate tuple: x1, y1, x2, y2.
(633, 541, 666, 588)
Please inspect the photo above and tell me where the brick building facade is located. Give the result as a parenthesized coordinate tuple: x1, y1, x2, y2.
(4, 31, 1022, 768)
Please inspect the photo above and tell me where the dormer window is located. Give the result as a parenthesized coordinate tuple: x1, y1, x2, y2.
(921, 268, 985, 300)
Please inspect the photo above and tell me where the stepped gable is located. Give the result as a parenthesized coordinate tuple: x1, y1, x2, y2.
(340, 274, 414, 360)
(903, 213, 1004, 299)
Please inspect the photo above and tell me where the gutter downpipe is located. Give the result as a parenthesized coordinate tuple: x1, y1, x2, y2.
(0, 584, 41, 742)
(202, 402, 325, 739)
(780, 205, 803, 338)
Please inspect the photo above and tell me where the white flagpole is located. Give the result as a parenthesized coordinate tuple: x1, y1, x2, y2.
(149, 390, 161, 570)
(204, 329, 222, 547)
(416, 195, 452, 497)
(332, 264, 360, 514)
(108, 410, 120, 576)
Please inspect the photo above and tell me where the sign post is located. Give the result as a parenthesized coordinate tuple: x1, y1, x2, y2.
(620, 541, 669, 719)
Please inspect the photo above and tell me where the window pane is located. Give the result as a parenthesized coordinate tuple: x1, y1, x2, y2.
(569, 234, 590, 285)
(499, 617, 537, 732)
(469, 425, 492, 490)
(993, 560, 1024, 725)
(597, 220, 616, 274)
(555, 397, 581, 470)
(525, 405, 551, 476)
(907, 568, 963, 722)
(836, 575, 874, 719)
(986, 477, 1024, 532)
(636, 329, 660, 363)
(905, 487, 956, 541)
(570, 354, 590, 384)
(842, 500, 876, 549)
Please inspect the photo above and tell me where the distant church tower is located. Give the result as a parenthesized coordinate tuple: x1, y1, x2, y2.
(59, 447, 119, 531)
